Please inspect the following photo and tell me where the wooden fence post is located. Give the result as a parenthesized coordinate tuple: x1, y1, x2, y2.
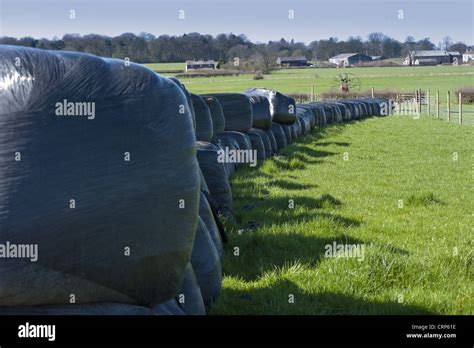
(427, 90, 430, 115)
(436, 91, 439, 118)
(458, 92, 462, 125)
(371, 87, 374, 98)
(419, 89, 422, 114)
(415, 90, 418, 114)
(311, 85, 315, 102)
(447, 91, 451, 122)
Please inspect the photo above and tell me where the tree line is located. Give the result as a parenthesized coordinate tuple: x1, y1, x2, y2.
(0, 32, 468, 66)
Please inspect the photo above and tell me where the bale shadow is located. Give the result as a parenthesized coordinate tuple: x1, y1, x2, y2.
(233, 191, 358, 230)
(316, 141, 351, 147)
(267, 180, 318, 191)
(214, 278, 435, 315)
(282, 146, 337, 160)
(223, 233, 365, 281)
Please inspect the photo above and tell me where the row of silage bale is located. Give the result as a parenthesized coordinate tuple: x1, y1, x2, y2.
(244, 88, 299, 150)
(168, 80, 226, 311)
(0, 46, 204, 315)
(181, 90, 390, 314)
(298, 98, 390, 125)
(0, 45, 389, 317)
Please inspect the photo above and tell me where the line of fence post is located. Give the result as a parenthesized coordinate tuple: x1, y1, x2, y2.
(458, 92, 462, 125)
(427, 90, 430, 115)
(436, 91, 439, 118)
(447, 91, 451, 122)
(371, 87, 374, 98)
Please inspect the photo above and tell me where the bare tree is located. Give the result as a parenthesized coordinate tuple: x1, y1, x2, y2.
(442, 36, 453, 51)
(254, 44, 277, 74)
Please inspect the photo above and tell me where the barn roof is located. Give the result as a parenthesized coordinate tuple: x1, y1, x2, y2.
(330, 53, 358, 59)
(185, 60, 216, 65)
(278, 56, 307, 61)
(410, 50, 449, 57)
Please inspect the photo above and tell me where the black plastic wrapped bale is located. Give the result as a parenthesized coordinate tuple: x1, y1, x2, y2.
(295, 115, 303, 135)
(334, 103, 350, 122)
(215, 141, 235, 178)
(244, 88, 296, 125)
(199, 192, 224, 262)
(196, 141, 233, 216)
(319, 104, 336, 124)
(191, 94, 213, 142)
(153, 299, 185, 315)
(203, 96, 225, 135)
(339, 101, 357, 120)
(271, 123, 287, 150)
(250, 128, 273, 157)
(243, 92, 272, 130)
(0, 46, 200, 307)
(0, 303, 157, 315)
(349, 101, 360, 120)
(287, 122, 298, 141)
(372, 98, 389, 116)
(169, 77, 196, 128)
(247, 130, 266, 162)
(308, 104, 327, 127)
(214, 131, 252, 172)
(297, 106, 316, 129)
(216, 131, 252, 151)
(357, 101, 368, 118)
(191, 217, 222, 305)
(213, 137, 238, 175)
(282, 124, 293, 144)
(296, 114, 309, 136)
(204, 93, 252, 132)
(294, 117, 303, 138)
(175, 263, 206, 315)
(360, 100, 373, 116)
(265, 129, 278, 154)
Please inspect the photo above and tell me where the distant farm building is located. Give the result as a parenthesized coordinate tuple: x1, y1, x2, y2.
(329, 53, 373, 67)
(370, 56, 384, 61)
(414, 58, 439, 66)
(185, 60, 216, 72)
(462, 49, 474, 63)
(403, 50, 461, 66)
(276, 56, 308, 67)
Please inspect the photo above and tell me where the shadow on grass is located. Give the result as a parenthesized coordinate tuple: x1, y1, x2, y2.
(233, 195, 358, 227)
(316, 141, 351, 147)
(267, 179, 318, 191)
(212, 279, 434, 315)
(223, 233, 364, 281)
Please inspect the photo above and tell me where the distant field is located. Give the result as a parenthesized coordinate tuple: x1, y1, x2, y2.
(145, 62, 184, 72)
(144, 63, 474, 96)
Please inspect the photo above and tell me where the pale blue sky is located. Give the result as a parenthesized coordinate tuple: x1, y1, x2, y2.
(0, 0, 472, 44)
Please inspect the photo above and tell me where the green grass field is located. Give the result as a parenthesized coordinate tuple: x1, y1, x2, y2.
(145, 62, 184, 72)
(144, 63, 474, 95)
(208, 115, 473, 315)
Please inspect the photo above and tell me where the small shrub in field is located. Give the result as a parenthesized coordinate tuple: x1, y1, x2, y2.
(455, 86, 474, 103)
(253, 70, 264, 80)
